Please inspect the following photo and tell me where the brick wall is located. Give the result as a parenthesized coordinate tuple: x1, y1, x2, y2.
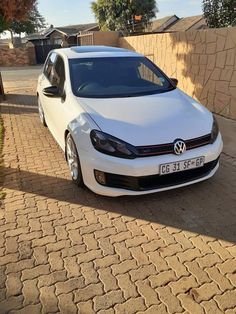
(93, 31, 120, 47)
(79, 31, 120, 47)
(0, 45, 36, 67)
(119, 27, 236, 120)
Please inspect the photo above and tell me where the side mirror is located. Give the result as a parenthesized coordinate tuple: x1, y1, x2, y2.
(170, 78, 178, 87)
(43, 86, 61, 98)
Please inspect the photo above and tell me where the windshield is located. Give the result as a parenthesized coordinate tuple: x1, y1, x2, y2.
(69, 56, 175, 98)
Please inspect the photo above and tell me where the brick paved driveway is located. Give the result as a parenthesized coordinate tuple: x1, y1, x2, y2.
(0, 78, 236, 313)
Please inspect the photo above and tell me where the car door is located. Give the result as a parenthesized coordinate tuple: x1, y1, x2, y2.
(47, 55, 68, 147)
(39, 51, 58, 132)
(40, 53, 67, 147)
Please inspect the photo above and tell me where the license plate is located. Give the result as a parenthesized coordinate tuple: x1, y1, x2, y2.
(159, 156, 205, 176)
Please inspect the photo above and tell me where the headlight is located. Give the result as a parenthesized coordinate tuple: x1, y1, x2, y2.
(211, 116, 219, 143)
(90, 130, 137, 159)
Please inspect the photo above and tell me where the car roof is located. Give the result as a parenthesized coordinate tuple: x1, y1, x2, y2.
(54, 45, 143, 59)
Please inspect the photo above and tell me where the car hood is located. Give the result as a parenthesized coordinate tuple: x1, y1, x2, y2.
(77, 89, 213, 146)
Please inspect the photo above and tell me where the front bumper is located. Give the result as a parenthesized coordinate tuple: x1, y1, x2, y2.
(79, 133, 223, 197)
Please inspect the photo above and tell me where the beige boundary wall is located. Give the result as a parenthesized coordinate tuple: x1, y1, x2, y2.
(119, 27, 236, 120)
(79, 31, 120, 47)
(0, 44, 36, 67)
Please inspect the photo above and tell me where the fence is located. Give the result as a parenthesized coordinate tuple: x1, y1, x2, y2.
(119, 27, 236, 120)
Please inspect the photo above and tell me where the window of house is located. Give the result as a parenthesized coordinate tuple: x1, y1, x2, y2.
(54, 38, 62, 45)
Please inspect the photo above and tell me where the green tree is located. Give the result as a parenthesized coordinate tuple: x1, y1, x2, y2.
(9, 4, 46, 37)
(203, 0, 236, 28)
(0, 1, 45, 43)
(0, 0, 37, 97)
(91, 0, 157, 34)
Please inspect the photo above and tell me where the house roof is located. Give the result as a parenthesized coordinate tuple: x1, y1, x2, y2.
(166, 15, 206, 32)
(149, 15, 179, 32)
(25, 23, 99, 41)
(24, 33, 48, 41)
(55, 23, 99, 36)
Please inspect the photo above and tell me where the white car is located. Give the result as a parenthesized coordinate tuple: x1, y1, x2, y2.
(37, 46, 223, 197)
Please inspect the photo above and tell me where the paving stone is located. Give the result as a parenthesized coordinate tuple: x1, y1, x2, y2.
(149, 270, 177, 288)
(205, 266, 233, 291)
(94, 290, 124, 312)
(80, 261, 99, 285)
(137, 303, 168, 314)
(6, 272, 22, 297)
(74, 283, 104, 303)
(83, 233, 99, 251)
(58, 293, 77, 314)
(22, 265, 50, 281)
(33, 246, 48, 265)
(1, 83, 236, 314)
(147, 251, 169, 272)
(112, 259, 138, 276)
(136, 279, 160, 307)
(214, 290, 236, 311)
(165, 256, 189, 277)
(22, 279, 39, 306)
(217, 259, 236, 274)
(114, 297, 146, 314)
(38, 270, 67, 288)
(184, 261, 211, 285)
(98, 237, 115, 256)
(77, 300, 95, 314)
(177, 293, 204, 314)
(64, 256, 80, 278)
(40, 286, 58, 313)
(0, 296, 24, 313)
(10, 303, 42, 314)
(196, 253, 223, 269)
(156, 286, 183, 313)
(98, 267, 118, 292)
(201, 299, 224, 314)
(117, 273, 138, 299)
(94, 255, 120, 269)
(191, 282, 221, 302)
(113, 242, 132, 261)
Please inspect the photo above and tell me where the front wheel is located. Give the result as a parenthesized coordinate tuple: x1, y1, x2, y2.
(66, 133, 84, 187)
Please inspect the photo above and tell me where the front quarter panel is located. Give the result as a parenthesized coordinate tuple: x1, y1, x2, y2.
(67, 111, 100, 153)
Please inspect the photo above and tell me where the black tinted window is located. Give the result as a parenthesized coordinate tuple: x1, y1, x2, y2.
(69, 57, 174, 98)
(51, 56, 65, 92)
(44, 52, 57, 80)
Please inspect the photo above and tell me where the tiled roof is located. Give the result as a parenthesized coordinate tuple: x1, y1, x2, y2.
(55, 23, 99, 35)
(149, 15, 179, 32)
(25, 33, 48, 40)
(166, 15, 206, 32)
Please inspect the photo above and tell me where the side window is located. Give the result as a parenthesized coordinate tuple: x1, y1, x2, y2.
(51, 56, 65, 93)
(138, 63, 164, 86)
(44, 52, 57, 80)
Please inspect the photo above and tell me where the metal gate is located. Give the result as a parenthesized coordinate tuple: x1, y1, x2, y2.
(35, 44, 61, 64)
(77, 32, 94, 46)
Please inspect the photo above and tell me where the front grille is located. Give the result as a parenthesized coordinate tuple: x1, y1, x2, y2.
(136, 134, 212, 157)
(96, 157, 219, 191)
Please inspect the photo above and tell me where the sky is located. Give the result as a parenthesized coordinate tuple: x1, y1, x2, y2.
(38, 0, 203, 27)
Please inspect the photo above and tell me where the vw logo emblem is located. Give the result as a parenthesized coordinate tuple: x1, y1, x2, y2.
(174, 140, 186, 155)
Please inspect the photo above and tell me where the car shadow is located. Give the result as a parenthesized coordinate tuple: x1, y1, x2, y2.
(1, 93, 37, 106)
(1, 158, 236, 244)
(1, 92, 236, 244)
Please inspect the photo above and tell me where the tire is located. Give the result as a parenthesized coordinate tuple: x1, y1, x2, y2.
(38, 96, 47, 127)
(66, 133, 84, 187)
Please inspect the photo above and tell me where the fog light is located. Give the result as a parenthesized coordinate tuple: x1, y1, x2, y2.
(94, 170, 106, 185)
